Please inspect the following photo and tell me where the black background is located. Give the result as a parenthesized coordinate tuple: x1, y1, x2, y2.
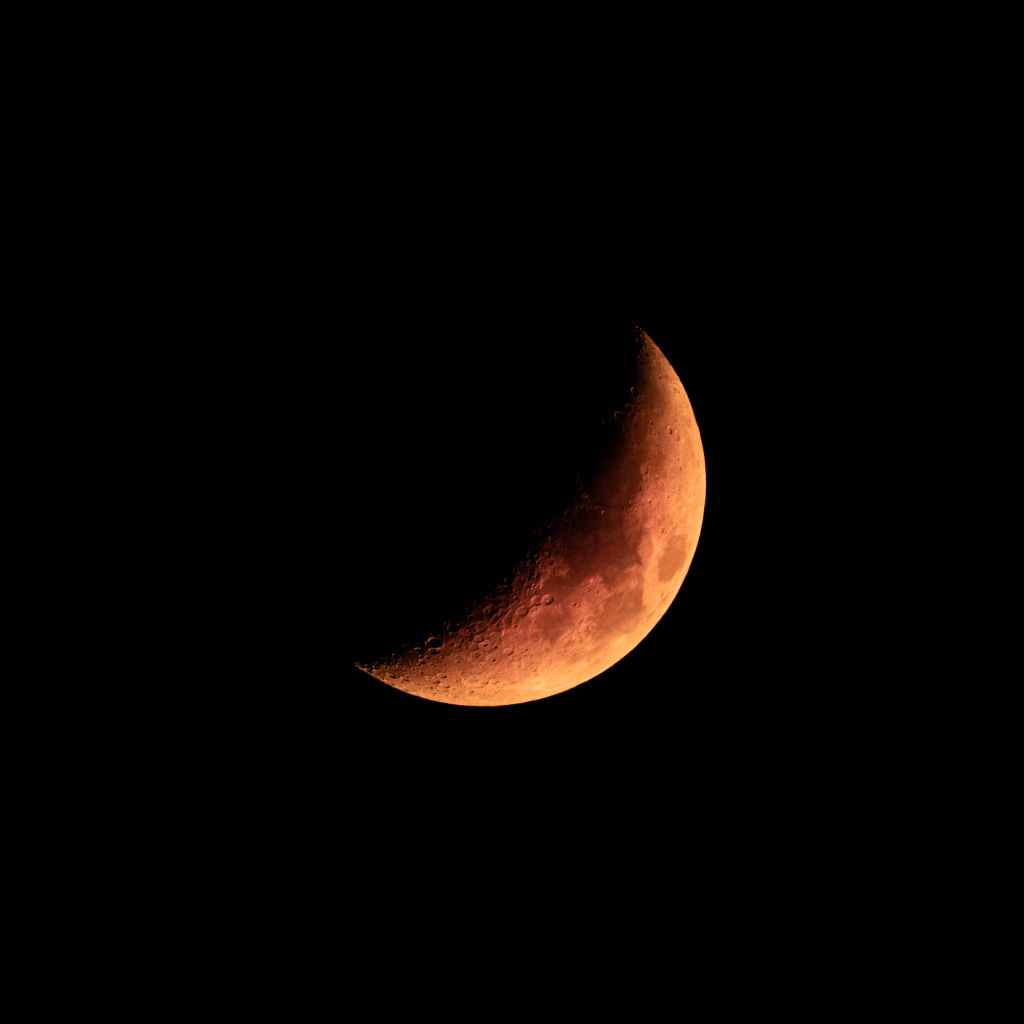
(209, 233, 851, 843)
(131, 56, 910, 881)
(30, 16, 994, 996)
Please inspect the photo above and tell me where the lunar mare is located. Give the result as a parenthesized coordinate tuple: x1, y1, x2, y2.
(356, 329, 706, 706)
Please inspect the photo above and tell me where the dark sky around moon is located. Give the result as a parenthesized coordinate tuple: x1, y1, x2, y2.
(224, 263, 815, 732)
(183, 170, 872, 837)
(93, 42, 932, 921)
(117, 187, 915, 928)
(328, 296, 846, 823)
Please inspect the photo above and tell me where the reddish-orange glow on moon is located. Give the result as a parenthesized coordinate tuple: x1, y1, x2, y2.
(356, 329, 706, 706)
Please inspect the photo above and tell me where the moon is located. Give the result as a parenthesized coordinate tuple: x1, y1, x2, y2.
(355, 328, 706, 706)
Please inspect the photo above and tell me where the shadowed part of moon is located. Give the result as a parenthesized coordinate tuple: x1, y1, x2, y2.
(356, 328, 706, 706)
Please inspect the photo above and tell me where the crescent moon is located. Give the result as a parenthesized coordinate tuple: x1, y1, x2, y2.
(356, 328, 706, 706)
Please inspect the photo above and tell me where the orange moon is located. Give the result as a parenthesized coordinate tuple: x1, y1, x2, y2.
(356, 329, 706, 706)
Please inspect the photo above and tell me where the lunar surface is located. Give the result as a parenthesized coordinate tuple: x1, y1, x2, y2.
(356, 328, 706, 706)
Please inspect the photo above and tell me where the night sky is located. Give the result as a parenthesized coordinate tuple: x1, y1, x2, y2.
(184, 146, 867, 845)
